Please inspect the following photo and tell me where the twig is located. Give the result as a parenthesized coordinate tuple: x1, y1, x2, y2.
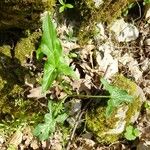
(66, 100, 91, 150)
(69, 94, 110, 99)
(66, 111, 84, 150)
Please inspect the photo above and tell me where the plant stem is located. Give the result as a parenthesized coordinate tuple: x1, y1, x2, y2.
(69, 94, 111, 99)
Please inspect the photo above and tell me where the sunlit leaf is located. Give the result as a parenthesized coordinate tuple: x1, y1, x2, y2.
(59, 6, 65, 13)
(55, 113, 68, 123)
(36, 12, 76, 92)
(58, 0, 65, 5)
(34, 100, 68, 141)
(65, 4, 74, 8)
(58, 63, 75, 77)
(124, 125, 139, 141)
(41, 12, 62, 65)
(100, 78, 134, 117)
(42, 62, 57, 92)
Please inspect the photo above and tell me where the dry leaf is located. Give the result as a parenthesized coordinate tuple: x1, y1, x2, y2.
(27, 86, 46, 99)
(9, 130, 23, 148)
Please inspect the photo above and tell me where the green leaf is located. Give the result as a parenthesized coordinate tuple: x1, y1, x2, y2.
(36, 12, 76, 92)
(124, 125, 139, 141)
(65, 4, 74, 8)
(100, 78, 134, 117)
(59, 6, 65, 13)
(33, 120, 55, 141)
(38, 44, 55, 65)
(59, 0, 65, 5)
(36, 46, 44, 60)
(55, 113, 68, 123)
(34, 100, 68, 141)
(58, 63, 75, 77)
(42, 62, 57, 92)
(133, 128, 140, 136)
(41, 12, 62, 65)
(105, 100, 114, 117)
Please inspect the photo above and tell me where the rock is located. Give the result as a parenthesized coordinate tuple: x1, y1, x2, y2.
(145, 4, 150, 23)
(0, 0, 56, 30)
(110, 18, 139, 42)
(0, 31, 41, 120)
(86, 74, 146, 144)
(93, 0, 104, 8)
(94, 22, 107, 41)
(65, 99, 81, 116)
(144, 38, 150, 46)
(96, 42, 118, 80)
(76, 0, 137, 44)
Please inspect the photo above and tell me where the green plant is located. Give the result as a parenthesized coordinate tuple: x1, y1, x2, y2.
(58, 0, 74, 13)
(124, 125, 140, 141)
(69, 78, 134, 117)
(100, 78, 134, 117)
(64, 28, 77, 42)
(143, 0, 150, 5)
(144, 101, 150, 109)
(37, 12, 75, 92)
(33, 100, 68, 141)
(122, 3, 135, 16)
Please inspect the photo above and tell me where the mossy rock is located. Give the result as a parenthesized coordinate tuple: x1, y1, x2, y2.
(86, 74, 145, 144)
(0, 30, 41, 116)
(0, 0, 56, 30)
(15, 31, 41, 64)
(75, 0, 141, 44)
(0, 48, 25, 115)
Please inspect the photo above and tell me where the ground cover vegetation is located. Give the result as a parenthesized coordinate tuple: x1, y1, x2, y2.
(0, 0, 150, 149)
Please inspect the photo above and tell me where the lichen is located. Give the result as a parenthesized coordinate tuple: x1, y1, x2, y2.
(86, 74, 144, 144)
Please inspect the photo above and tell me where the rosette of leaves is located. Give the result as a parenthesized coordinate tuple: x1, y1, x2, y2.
(58, 0, 74, 13)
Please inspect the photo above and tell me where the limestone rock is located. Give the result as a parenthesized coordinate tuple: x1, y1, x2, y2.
(110, 18, 139, 42)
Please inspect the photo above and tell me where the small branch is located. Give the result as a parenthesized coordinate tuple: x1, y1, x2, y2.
(66, 111, 84, 150)
(69, 94, 111, 99)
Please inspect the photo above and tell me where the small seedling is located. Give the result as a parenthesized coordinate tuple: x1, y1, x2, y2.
(144, 101, 150, 110)
(37, 12, 75, 92)
(122, 3, 135, 16)
(33, 100, 68, 141)
(59, 0, 74, 13)
(124, 125, 140, 141)
(64, 28, 77, 42)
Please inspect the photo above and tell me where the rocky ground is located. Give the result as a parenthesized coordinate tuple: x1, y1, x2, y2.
(0, 1, 150, 150)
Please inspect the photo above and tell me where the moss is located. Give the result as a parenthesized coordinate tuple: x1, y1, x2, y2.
(0, 0, 57, 30)
(0, 45, 11, 57)
(0, 28, 43, 118)
(86, 74, 144, 144)
(76, 0, 137, 45)
(14, 31, 41, 64)
(86, 105, 119, 144)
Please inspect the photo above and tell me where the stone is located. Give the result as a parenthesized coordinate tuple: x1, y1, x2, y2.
(110, 18, 139, 42)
